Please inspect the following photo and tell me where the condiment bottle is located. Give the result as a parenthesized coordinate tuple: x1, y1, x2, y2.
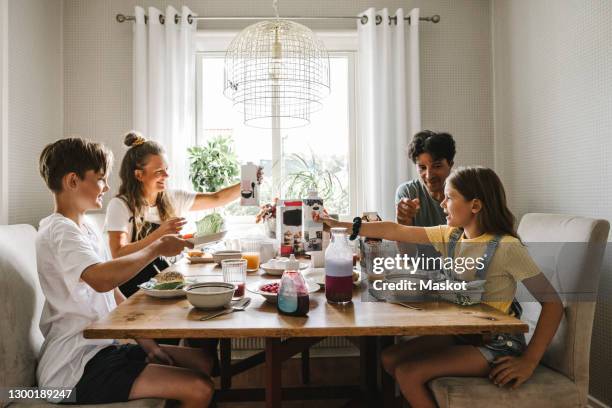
(277, 255, 310, 316)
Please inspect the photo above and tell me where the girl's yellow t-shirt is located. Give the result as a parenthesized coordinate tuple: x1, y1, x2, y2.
(424, 225, 542, 314)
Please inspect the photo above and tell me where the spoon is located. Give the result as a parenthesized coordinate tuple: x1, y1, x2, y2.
(199, 297, 251, 321)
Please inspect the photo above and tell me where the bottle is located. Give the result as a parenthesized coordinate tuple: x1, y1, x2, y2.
(325, 227, 354, 304)
(302, 190, 323, 252)
(277, 255, 310, 316)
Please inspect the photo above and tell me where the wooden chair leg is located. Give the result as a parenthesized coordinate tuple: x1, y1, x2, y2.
(301, 349, 310, 384)
(220, 338, 232, 389)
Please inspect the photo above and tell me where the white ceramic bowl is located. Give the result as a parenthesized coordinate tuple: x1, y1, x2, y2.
(212, 250, 243, 265)
(184, 282, 235, 310)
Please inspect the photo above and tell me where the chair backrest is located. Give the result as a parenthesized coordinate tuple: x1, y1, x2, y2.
(517, 213, 609, 403)
(0, 224, 45, 388)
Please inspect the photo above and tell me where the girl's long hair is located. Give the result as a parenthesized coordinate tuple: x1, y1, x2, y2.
(447, 166, 519, 239)
(117, 131, 175, 238)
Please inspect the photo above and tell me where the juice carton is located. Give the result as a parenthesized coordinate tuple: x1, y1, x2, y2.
(240, 162, 259, 206)
(302, 190, 323, 252)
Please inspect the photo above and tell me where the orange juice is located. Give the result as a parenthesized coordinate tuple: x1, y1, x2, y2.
(242, 252, 260, 271)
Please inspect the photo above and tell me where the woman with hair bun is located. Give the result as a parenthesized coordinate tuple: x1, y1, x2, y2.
(104, 131, 261, 296)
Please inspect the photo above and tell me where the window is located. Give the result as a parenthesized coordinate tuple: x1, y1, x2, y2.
(195, 31, 357, 220)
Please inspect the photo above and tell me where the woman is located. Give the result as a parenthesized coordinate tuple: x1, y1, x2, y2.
(105, 131, 261, 295)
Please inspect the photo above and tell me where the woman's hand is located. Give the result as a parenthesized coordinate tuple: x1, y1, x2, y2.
(488, 355, 538, 389)
(155, 217, 187, 237)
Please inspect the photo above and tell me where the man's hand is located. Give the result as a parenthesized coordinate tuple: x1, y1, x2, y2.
(489, 355, 538, 389)
(156, 235, 194, 257)
(397, 198, 420, 225)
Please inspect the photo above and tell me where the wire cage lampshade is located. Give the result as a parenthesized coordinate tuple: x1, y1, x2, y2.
(224, 19, 330, 128)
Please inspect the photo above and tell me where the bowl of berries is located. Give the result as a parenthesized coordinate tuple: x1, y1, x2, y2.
(247, 280, 320, 304)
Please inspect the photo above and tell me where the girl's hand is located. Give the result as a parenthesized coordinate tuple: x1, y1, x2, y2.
(256, 167, 264, 185)
(146, 347, 174, 366)
(156, 217, 187, 236)
(489, 355, 538, 389)
(313, 210, 335, 230)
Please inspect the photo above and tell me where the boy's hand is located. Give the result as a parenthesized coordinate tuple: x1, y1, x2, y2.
(157, 235, 194, 257)
(397, 198, 420, 225)
(156, 217, 187, 236)
(489, 355, 538, 389)
(146, 347, 174, 366)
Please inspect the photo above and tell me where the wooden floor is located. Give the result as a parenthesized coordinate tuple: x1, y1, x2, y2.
(214, 355, 366, 408)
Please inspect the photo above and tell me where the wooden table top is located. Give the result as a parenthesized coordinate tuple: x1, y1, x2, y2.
(84, 261, 528, 339)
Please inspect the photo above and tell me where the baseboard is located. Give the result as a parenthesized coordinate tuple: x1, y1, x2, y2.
(589, 395, 611, 408)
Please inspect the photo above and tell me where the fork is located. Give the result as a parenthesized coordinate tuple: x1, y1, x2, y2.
(199, 297, 251, 321)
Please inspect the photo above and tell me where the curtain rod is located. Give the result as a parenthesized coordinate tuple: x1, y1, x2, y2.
(115, 13, 440, 26)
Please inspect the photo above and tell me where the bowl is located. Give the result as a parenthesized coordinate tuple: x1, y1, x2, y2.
(247, 279, 320, 304)
(212, 250, 243, 265)
(184, 282, 235, 310)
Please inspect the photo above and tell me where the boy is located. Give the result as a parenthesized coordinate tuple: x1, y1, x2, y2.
(36, 138, 213, 407)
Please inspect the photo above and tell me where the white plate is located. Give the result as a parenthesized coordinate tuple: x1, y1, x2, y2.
(138, 278, 202, 298)
(247, 279, 320, 303)
(138, 281, 186, 298)
(260, 261, 310, 276)
(187, 231, 228, 247)
(303, 267, 361, 286)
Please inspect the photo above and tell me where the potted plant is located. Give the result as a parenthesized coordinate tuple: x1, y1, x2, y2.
(187, 135, 239, 193)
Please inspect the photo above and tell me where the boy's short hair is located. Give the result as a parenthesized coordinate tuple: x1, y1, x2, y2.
(39, 138, 113, 192)
(408, 130, 456, 164)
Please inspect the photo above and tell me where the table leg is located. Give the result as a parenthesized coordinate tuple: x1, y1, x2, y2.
(220, 338, 232, 389)
(378, 336, 396, 407)
(265, 337, 282, 408)
(301, 350, 310, 384)
(359, 336, 377, 403)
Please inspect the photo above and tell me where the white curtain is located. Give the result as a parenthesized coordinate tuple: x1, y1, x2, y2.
(132, 6, 197, 190)
(358, 8, 421, 221)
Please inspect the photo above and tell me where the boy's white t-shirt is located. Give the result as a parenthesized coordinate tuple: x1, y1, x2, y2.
(36, 213, 117, 400)
(104, 189, 196, 239)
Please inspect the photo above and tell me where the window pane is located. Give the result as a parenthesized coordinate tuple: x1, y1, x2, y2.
(198, 54, 351, 217)
(281, 57, 350, 216)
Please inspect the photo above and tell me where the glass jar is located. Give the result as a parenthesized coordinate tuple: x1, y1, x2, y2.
(324, 227, 353, 304)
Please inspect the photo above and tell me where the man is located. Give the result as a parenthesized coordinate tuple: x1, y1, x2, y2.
(396, 130, 456, 227)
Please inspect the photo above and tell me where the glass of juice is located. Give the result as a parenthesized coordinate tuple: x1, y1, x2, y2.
(221, 259, 247, 299)
(241, 239, 261, 272)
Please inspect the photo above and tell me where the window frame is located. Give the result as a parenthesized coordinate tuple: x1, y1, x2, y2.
(194, 30, 360, 220)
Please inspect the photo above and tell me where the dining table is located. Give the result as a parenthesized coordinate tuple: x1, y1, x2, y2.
(84, 259, 529, 408)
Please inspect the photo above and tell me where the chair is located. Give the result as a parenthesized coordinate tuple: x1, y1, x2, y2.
(0, 224, 164, 408)
(428, 213, 609, 408)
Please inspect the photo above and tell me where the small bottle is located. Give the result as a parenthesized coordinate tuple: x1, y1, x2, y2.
(325, 227, 354, 304)
(277, 255, 310, 316)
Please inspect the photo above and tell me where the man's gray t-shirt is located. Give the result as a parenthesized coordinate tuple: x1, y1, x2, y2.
(395, 179, 446, 266)
(395, 179, 446, 226)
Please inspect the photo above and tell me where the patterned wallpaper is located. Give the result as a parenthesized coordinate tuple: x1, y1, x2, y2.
(492, 0, 612, 404)
(7, 0, 62, 225)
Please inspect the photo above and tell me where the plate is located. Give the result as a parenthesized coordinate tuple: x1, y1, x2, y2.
(260, 261, 310, 276)
(186, 231, 228, 247)
(247, 279, 320, 303)
(303, 267, 361, 286)
(138, 277, 202, 298)
(138, 281, 186, 298)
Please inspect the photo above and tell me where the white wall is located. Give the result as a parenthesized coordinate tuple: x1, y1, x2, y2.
(6, 0, 62, 225)
(62, 0, 494, 203)
(492, 0, 612, 404)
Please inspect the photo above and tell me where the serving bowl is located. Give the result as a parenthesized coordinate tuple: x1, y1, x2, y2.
(184, 282, 235, 310)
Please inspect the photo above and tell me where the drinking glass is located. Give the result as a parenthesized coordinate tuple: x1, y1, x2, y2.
(222, 259, 247, 299)
(241, 239, 262, 272)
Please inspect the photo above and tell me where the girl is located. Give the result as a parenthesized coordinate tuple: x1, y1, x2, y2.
(318, 167, 563, 408)
(105, 131, 261, 296)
